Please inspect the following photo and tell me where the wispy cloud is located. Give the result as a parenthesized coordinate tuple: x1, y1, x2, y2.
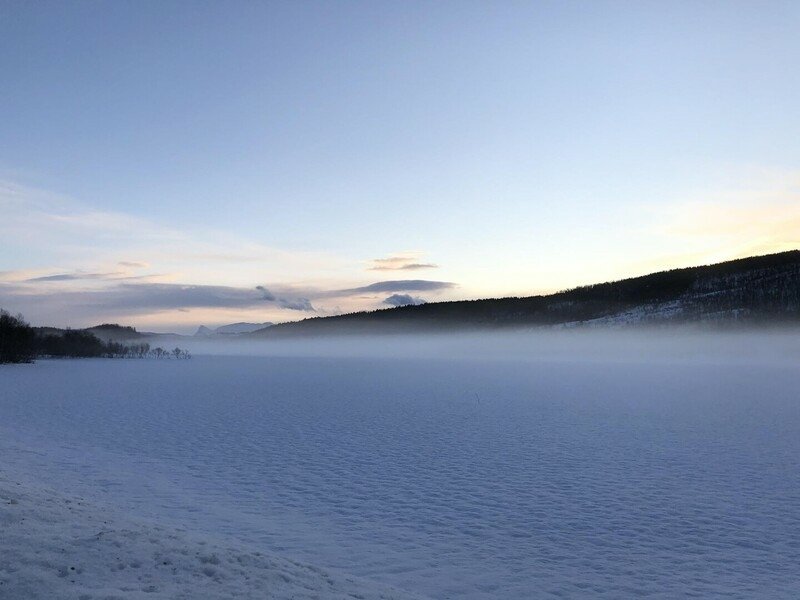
(256, 285, 315, 312)
(368, 253, 438, 271)
(253, 279, 454, 307)
(652, 168, 800, 266)
(118, 261, 149, 269)
(0, 282, 271, 319)
(0, 276, 458, 325)
(26, 272, 126, 282)
(0, 179, 346, 287)
(256, 279, 456, 303)
(0, 181, 463, 329)
(277, 297, 315, 311)
(597, 167, 800, 281)
(341, 280, 454, 294)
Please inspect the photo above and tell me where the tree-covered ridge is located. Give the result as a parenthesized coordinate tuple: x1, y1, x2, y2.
(254, 250, 800, 337)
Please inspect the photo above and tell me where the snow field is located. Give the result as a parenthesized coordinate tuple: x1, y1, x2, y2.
(0, 469, 423, 600)
(2, 339, 800, 598)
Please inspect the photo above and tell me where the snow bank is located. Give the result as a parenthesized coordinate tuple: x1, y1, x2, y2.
(0, 468, 422, 600)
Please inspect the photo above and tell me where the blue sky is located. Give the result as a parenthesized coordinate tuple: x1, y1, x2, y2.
(1, 1, 799, 331)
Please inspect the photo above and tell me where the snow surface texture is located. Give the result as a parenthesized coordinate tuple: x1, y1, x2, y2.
(0, 470, 419, 600)
(2, 337, 800, 598)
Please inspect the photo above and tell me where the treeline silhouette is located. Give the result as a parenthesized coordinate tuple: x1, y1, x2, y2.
(254, 250, 800, 337)
(0, 311, 191, 364)
(0, 311, 36, 363)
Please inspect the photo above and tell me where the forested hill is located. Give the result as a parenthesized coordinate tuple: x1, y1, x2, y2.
(253, 250, 800, 337)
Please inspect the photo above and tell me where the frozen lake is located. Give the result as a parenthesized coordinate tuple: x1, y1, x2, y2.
(2, 346, 800, 598)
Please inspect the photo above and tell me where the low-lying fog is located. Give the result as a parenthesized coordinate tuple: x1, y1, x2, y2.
(183, 327, 800, 365)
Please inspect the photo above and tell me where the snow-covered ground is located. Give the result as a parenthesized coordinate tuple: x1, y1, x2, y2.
(2, 335, 800, 598)
(0, 468, 420, 600)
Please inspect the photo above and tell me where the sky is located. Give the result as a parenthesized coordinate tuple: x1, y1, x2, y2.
(1, 1, 799, 333)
